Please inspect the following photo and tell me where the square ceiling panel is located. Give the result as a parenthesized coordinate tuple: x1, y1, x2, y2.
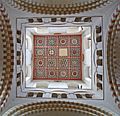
(33, 35, 82, 80)
(16, 16, 103, 100)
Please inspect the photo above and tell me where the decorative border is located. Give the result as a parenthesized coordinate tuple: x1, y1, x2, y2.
(16, 17, 103, 100)
(0, 4, 14, 111)
(107, 5, 120, 109)
(7, 0, 111, 15)
(3, 101, 112, 116)
(33, 34, 82, 80)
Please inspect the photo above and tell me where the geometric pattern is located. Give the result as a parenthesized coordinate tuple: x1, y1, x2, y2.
(58, 58, 69, 68)
(58, 36, 69, 46)
(48, 70, 58, 78)
(47, 48, 57, 57)
(47, 37, 57, 46)
(70, 58, 80, 68)
(35, 48, 45, 57)
(33, 34, 82, 80)
(34, 58, 46, 67)
(70, 69, 80, 78)
(48, 58, 57, 67)
(70, 37, 80, 46)
(8, 0, 110, 15)
(70, 48, 80, 57)
(34, 36, 45, 46)
(58, 70, 69, 78)
(34, 68, 46, 78)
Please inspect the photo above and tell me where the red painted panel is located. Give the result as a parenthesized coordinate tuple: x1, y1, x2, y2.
(33, 34, 82, 80)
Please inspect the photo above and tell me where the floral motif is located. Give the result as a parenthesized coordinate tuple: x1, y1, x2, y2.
(48, 70, 58, 78)
(70, 48, 80, 57)
(35, 68, 46, 78)
(35, 48, 45, 56)
(34, 58, 46, 67)
(59, 58, 69, 68)
(58, 37, 68, 46)
(70, 69, 80, 78)
(33, 35, 82, 80)
(70, 58, 80, 68)
(59, 70, 68, 78)
(48, 58, 57, 67)
(70, 37, 80, 46)
(35, 37, 45, 46)
(47, 48, 57, 57)
(47, 37, 57, 46)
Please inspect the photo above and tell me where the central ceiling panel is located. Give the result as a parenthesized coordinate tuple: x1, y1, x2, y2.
(33, 34, 82, 80)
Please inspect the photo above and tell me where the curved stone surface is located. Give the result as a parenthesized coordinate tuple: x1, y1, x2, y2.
(0, 4, 14, 110)
(3, 101, 112, 116)
(107, 5, 120, 109)
(25, 0, 98, 5)
(6, 0, 111, 15)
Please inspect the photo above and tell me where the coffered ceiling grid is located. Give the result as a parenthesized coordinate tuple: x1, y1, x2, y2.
(5, 0, 111, 15)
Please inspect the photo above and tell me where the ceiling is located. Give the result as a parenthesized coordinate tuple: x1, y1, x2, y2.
(4, 0, 111, 14)
(28, 111, 88, 116)
(28, 0, 93, 5)
(0, 0, 120, 115)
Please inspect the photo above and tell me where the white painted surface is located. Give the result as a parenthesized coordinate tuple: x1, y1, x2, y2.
(84, 48, 91, 66)
(48, 83, 68, 89)
(26, 49, 31, 65)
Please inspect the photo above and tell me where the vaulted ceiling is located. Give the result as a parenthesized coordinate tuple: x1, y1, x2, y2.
(5, 0, 111, 14)
(0, 0, 120, 115)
